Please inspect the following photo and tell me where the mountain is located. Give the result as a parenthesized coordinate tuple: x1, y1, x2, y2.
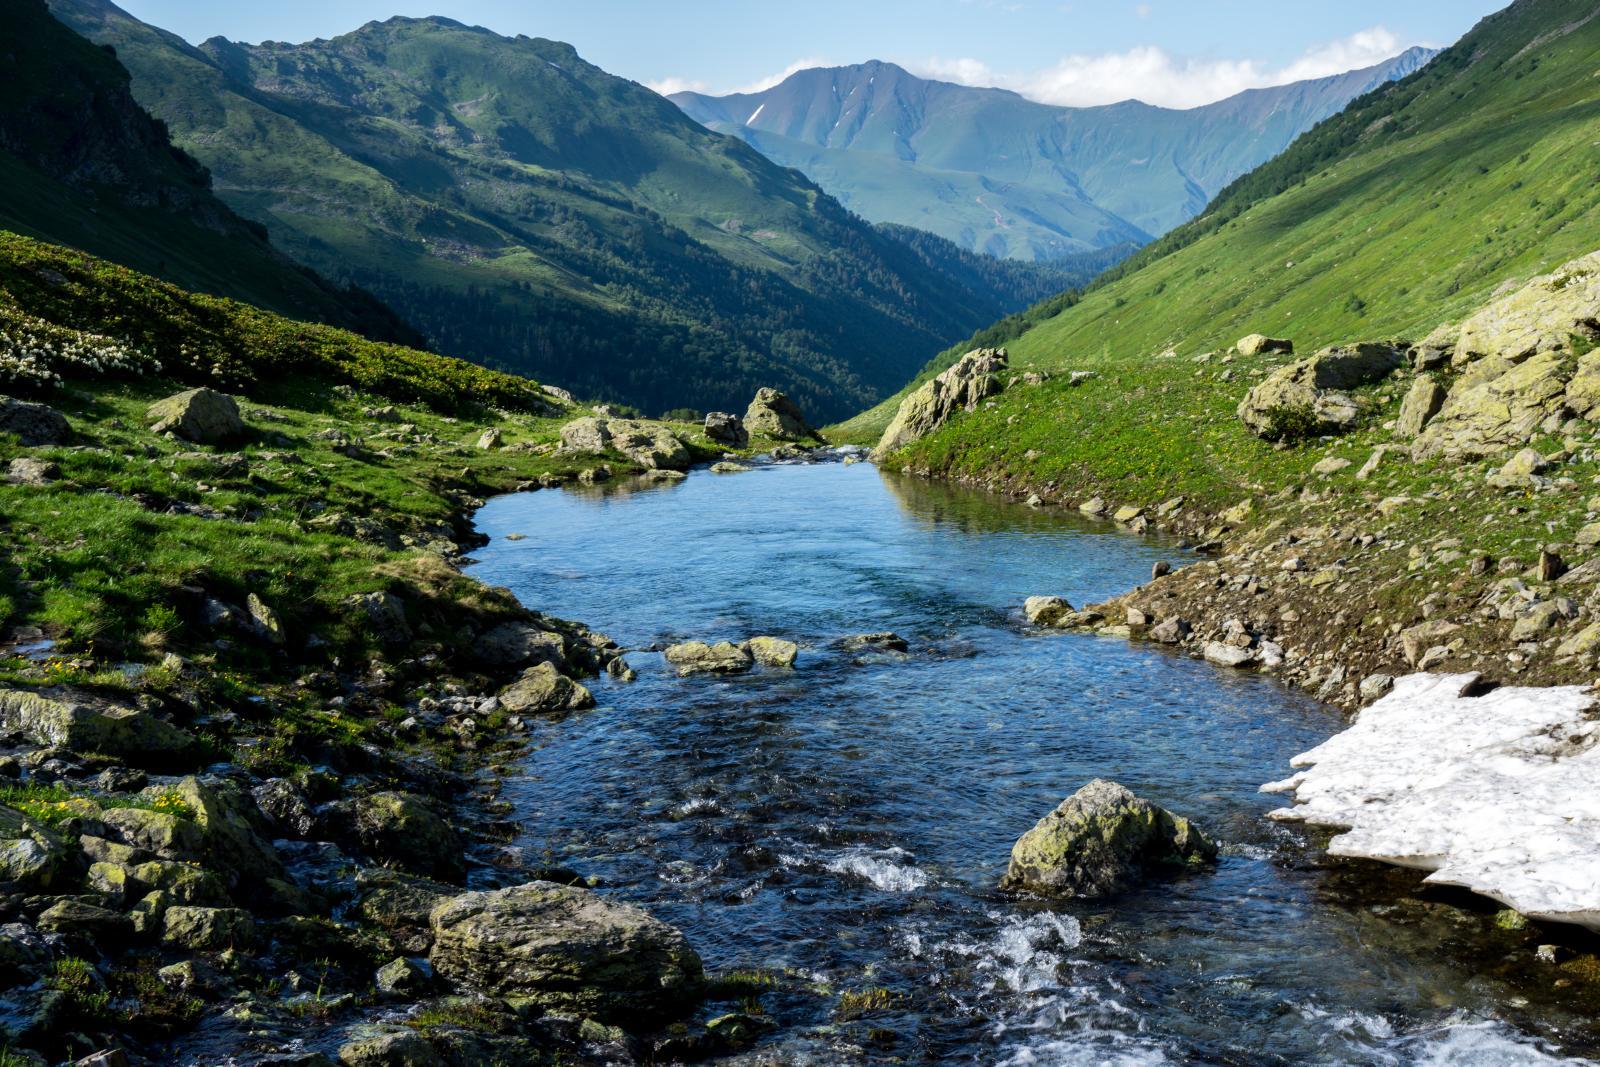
(0, 0, 414, 339)
(846, 0, 1599, 470)
(672, 50, 1435, 261)
(46, 2, 1085, 421)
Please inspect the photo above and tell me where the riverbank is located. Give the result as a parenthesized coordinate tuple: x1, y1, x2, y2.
(0, 233, 816, 1065)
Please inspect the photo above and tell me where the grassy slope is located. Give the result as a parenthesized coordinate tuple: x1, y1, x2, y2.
(841, 0, 1600, 483)
(0, 230, 740, 668)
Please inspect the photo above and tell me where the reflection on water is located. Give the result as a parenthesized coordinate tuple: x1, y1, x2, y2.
(468, 461, 1600, 1065)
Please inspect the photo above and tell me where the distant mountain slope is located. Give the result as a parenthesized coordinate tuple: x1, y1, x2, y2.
(48, 1, 1084, 421)
(673, 50, 1434, 261)
(841, 0, 1599, 467)
(0, 0, 412, 340)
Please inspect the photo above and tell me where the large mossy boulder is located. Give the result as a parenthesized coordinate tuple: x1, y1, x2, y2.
(1412, 349, 1572, 459)
(1453, 250, 1600, 365)
(1000, 779, 1217, 898)
(703, 412, 748, 447)
(0, 396, 70, 445)
(873, 348, 1007, 458)
(744, 388, 818, 442)
(146, 388, 245, 444)
(0, 688, 197, 770)
(1236, 343, 1403, 439)
(0, 804, 78, 890)
(428, 881, 703, 1021)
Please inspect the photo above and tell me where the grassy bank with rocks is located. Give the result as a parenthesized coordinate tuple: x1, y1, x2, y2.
(0, 231, 810, 1066)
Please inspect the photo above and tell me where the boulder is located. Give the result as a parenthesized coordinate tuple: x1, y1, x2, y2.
(6, 457, 59, 486)
(1237, 343, 1404, 439)
(146, 388, 244, 444)
(999, 779, 1217, 898)
(1147, 617, 1191, 644)
(842, 632, 909, 653)
(38, 899, 131, 941)
(172, 775, 288, 897)
(253, 778, 317, 838)
(374, 956, 432, 996)
(162, 906, 254, 950)
(745, 636, 798, 668)
(1023, 596, 1074, 627)
(246, 593, 285, 646)
(559, 417, 690, 470)
(873, 348, 1007, 457)
(475, 428, 502, 451)
(428, 881, 703, 1020)
(497, 662, 594, 714)
(101, 808, 204, 857)
(1203, 642, 1258, 668)
(663, 641, 753, 676)
(1236, 335, 1293, 357)
(744, 388, 819, 442)
(474, 623, 567, 671)
(1486, 447, 1550, 490)
(346, 591, 412, 645)
(0, 396, 70, 445)
(1413, 351, 1572, 460)
(1395, 374, 1448, 438)
(0, 804, 77, 890)
(703, 412, 748, 448)
(0, 688, 196, 769)
(353, 792, 465, 881)
(1453, 250, 1600, 366)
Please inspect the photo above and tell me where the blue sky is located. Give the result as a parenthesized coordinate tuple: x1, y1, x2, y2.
(111, 0, 1508, 108)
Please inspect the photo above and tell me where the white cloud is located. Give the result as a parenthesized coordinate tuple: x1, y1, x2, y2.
(645, 76, 710, 96)
(911, 26, 1409, 109)
(647, 56, 831, 99)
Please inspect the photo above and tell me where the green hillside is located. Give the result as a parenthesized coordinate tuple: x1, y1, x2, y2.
(48, 1, 1080, 422)
(0, 0, 413, 341)
(846, 0, 1600, 486)
(672, 52, 1433, 260)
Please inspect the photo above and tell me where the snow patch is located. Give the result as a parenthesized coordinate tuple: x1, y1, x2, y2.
(1263, 672, 1600, 929)
(745, 102, 765, 125)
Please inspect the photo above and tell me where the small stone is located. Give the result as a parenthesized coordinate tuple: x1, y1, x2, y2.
(1312, 456, 1351, 476)
(1023, 596, 1074, 627)
(374, 956, 432, 995)
(6, 457, 59, 486)
(1203, 643, 1257, 669)
(475, 427, 502, 450)
(1148, 618, 1191, 644)
(1357, 674, 1395, 703)
(1151, 561, 1172, 580)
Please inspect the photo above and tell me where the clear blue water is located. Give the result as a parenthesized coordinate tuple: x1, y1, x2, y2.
(469, 460, 1600, 1066)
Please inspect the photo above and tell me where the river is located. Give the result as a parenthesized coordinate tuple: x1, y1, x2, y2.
(468, 459, 1599, 1066)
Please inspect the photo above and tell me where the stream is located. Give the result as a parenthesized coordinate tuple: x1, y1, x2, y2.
(468, 459, 1600, 1066)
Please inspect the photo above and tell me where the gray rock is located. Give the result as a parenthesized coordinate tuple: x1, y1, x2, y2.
(162, 906, 255, 950)
(745, 636, 798, 668)
(337, 1030, 444, 1067)
(559, 417, 690, 470)
(38, 898, 132, 941)
(0, 688, 196, 768)
(0, 804, 76, 890)
(1236, 334, 1293, 357)
(346, 591, 412, 645)
(873, 348, 1006, 457)
(0, 396, 70, 445)
(353, 792, 465, 881)
(246, 593, 285, 646)
(999, 779, 1216, 898)
(146, 388, 244, 444)
(1203, 642, 1257, 669)
(664, 641, 753, 676)
(1237, 343, 1404, 439)
(6, 457, 59, 485)
(253, 778, 316, 838)
(1023, 596, 1074, 627)
(703, 412, 748, 447)
(1148, 618, 1191, 644)
(842, 632, 909, 653)
(497, 662, 594, 714)
(428, 881, 703, 1020)
(1396, 374, 1448, 438)
(474, 622, 567, 671)
(744, 388, 819, 442)
(475, 428, 502, 451)
(374, 955, 432, 996)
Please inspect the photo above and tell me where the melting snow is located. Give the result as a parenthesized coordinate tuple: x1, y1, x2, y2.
(1263, 672, 1600, 930)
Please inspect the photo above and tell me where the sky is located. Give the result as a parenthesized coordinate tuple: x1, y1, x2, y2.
(111, 0, 1509, 109)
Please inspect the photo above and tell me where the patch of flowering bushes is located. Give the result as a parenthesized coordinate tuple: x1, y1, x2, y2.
(0, 308, 159, 389)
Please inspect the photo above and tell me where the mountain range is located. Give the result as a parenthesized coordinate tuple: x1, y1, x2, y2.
(672, 50, 1435, 261)
(44, 0, 1089, 421)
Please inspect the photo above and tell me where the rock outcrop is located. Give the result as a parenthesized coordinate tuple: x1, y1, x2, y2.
(0, 688, 196, 769)
(558, 416, 690, 470)
(1000, 779, 1217, 898)
(744, 388, 818, 442)
(428, 882, 703, 1020)
(497, 662, 595, 713)
(1409, 251, 1600, 459)
(1395, 373, 1447, 438)
(873, 348, 1007, 458)
(1237, 343, 1404, 439)
(703, 412, 748, 447)
(146, 388, 245, 444)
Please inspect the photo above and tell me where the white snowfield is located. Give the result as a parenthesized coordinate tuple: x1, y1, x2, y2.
(1262, 672, 1600, 930)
